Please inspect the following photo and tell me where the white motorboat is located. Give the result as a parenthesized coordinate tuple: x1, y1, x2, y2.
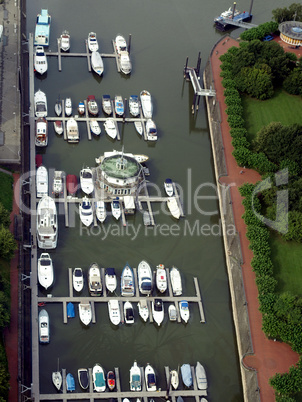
(121, 263, 135, 297)
(115, 34, 128, 54)
(93, 364, 106, 392)
(52, 170, 63, 196)
(52, 360, 62, 391)
(168, 304, 177, 321)
(104, 118, 117, 139)
(170, 267, 182, 296)
(79, 196, 93, 227)
(108, 299, 121, 325)
(78, 302, 92, 326)
(111, 197, 121, 220)
(124, 301, 134, 324)
(145, 364, 156, 392)
(137, 299, 149, 322)
(195, 361, 207, 390)
(34, 89, 47, 117)
(65, 97, 72, 116)
(137, 260, 152, 295)
(78, 368, 89, 390)
(80, 168, 94, 195)
(146, 119, 157, 141)
(39, 309, 49, 343)
(181, 364, 192, 388)
(73, 267, 84, 292)
(170, 370, 179, 390)
(164, 178, 174, 197)
(105, 267, 117, 293)
(115, 95, 124, 116)
(102, 95, 112, 115)
(35, 117, 48, 147)
(66, 118, 79, 143)
(140, 90, 153, 118)
(88, 32, 99, 52)
(90, 119, 101, 135)
(119, 51, 132, 75)
(60, 30, 70, 51)
(167, 197, 181, 219)
(87, 95, 99, 116)
(179, 300, 190, 323)
(88, 262, 102, 296)
(53, 120, 63, 135)
(96, 200, 107, 223)
(134, 121, 143, 136)
(91, 51, 104, 76)
(54, 99, 62, 116)
(78, 101, 85, 115)
(129, 95, 140, 117)
(143, 210, 151, 226)
(130, 361, 141, 391)
(36, 165, 48, 198)
(36, 195, 58, 249)
(156, 264, 167, 293)
(34, 46, 48, 75)
(152, 298, 164, 326)
(38, 252, 54, 290)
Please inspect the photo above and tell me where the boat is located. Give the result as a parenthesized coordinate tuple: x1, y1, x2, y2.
(105, 267, 117, 293)
(119, 51, 132, 75)
(66, 174, 78, 195)
(156, 264, 167, 293)
(87, 95, 99, 116)
(34, 9, 51, 46)
(38, 309, 49, 343)
(134, 121, 143, 136)
(124, 196, 135, 215)
(124, 301, 134, 324)
(73, 267, 84, 292)
(78, 368, 89, 390)
(35, 117, 48, 147)
(104, 118, 117, 139)
(146, 119, 157, 141)
(90, 119, 101, 135)
(143, 210, 152, 226)
(52, 359, 62, 391)
(111, 197, 121, 220)
(66, 373, 75, 392)
(53, 120, 63, 135)
(67, 302, 75, 318)
(34, 89, 47, 117)
(167, 197, 181, 219)
(181, 364, 192, 388)
(137, 260, 152, 295)
(107, 370, 116, 391)
(66, 118, 79, 143)
(91, 51, 104, 76)
(65, 98, 72, 116)
(114, 95, 124, 116)
(140, 90, 153, 118)
(36, 165, 48, 198)
(38, 252, 54, 289)
(102, 95, 112, 115)
(78, 302, 92, 326)
(80, 167, 94, 194)
(164, 178, 174, 197)
(115, 34, 128, 53)
(130, 360, 141, 391)
(88, 32, 99, 52)
(55, 99, 62, 116)
(129, 95, 140, 117)
(60, 30, 70, 51)
(152, 298, 164, 326)
(214, 6, 251, 31)
(168, 304, 177, 321)
(145, 364, 156, 392)
(79, 196, 93, 227)
(108, 299, 121, 325)
(36, 196, 58, 249)
(170, 267, 182, 296)
(121, 263, 135, 296)
(77, 101, 85, 115)
(200, 398, 208, 402)
(177, 397, 184, 402)
(179, 300, 190, 323)
(170, 370, 179, 390)
(195, 361, 207, 390)
(137, 299, 149, 322)
(88, 262, 102, 296)
(93, 364, 106, 392)
(96, 200, 107, 223)
(52, 170, 63, 196)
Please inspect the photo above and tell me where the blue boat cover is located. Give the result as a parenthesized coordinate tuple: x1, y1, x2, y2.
(66, 373, 75, 391)
(67, 302, 75, 318)
(106, 267, 116, 275)
(147, 373, 156, 387)
(95, 372, 105, 387)
(181, 364, 192, 387)
(141, 280, 152, 291)
(165, 178, 172, 184)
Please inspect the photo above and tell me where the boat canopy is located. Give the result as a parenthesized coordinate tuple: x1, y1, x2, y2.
(126, 307, 134, 321)
(67, 302, 75, 318)
(95, 372, 105, 387)
(106, 267, 116, 275)
(181, 364, 192, 387)
(66, 373, 75, 391)
(141, 281, 152, 291)
(147, 373, 156, 387)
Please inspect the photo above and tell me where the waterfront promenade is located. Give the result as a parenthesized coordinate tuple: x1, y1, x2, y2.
(208, 36, 299, 401)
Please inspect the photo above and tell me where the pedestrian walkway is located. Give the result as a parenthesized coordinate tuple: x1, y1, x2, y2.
(210, 36, 299, 401)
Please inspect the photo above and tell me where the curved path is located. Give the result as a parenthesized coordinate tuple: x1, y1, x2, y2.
(210, 37, 299, 401)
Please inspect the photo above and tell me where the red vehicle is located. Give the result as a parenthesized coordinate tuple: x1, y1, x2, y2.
(66, 174, 78, 196)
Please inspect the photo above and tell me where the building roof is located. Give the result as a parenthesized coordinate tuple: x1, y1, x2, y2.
(279, 21, 302, 41)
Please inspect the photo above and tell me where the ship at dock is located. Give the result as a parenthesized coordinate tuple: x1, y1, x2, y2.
(214, 2, 252, 31)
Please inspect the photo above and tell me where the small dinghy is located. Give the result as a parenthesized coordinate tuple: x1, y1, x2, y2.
(78, 101, 85, 115)
(54, 99, 62, 116)
(78, 302, 92, 326)
(66, 372, 75, 392)
(195, 361, 207, 390)
(124, 301, 134, 324)
(134, 120, 143, 136)
(67, 302, 75, 318)
(168, 304, 177, 321)
(181, 364, 192, 388)
(78, 368, 89, 390)
(170, 369, 179, 390)
(164, 178, 174, 197)
(107, 370, 116, 391)
(179, 300, 190, 323)
(73, 267, 84, 292)
(137, 299, 149, 322)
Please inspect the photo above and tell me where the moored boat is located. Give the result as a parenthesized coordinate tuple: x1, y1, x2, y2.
(130, 360, 141, 391)
(124, 301, 134, 324)
(108, 299, 121, 326)
(66, 174, 78, 196)
(34, 89, 47, 117)
(66, 373, 75, 392)
(181, 364, 192, 388)
(145, 364, 156, 392)
(39, 309, 49, 343)
(143, 210, 151, 226)
(96, 200, 107, 223)
(36, 195, 58, 249)
(156, 264, 167, 293)
(52, 362, 62, 391)
(78, 302, 92, 326)
(34, 45, 48, 74)
(140, 90, 153, 118)
(60, 30, 70, 51)
(121, 263, 135, 296)
(114, 95, 124, 116)
(119, 51, 132, 75)
(168, 304, 177, 321)
(34, 9, 51, 47)
(87, 95, 99, 116)
(152, 298, 164, 326)
(111, 197, 121, 220)
(164, 178, 174, 197)
(36, 165, 48, 198)
(73, 267, 84, 292)
(79, 196, 93, 227)
(35, 117, 48, 147)
(88, 32, 99, 52)
(66, 118, 79, 143)
(38, 252, 54, 290)
(65, 97, 72, 116)
(88, 262, 102, 296)
(55, 99, 62, 116)
(78, 368, 89, 390)
(107, 370, 116, 391)
(195, 361, 207, 390)
(137, 260, 152, 295)
(170, 267, 182, 296)
(52, 170, 63, 196)
(53, 120, 63, 135)
(134, 120, 143, 136)
(129, 95, 140, 117)
(179, 300, 190, 323)
(77, 101, 85, 115)
(170, 369, 179, 390)
(167, 197, 181, 219)
(104, 118, 117, 139)
(91, 51, 104, 76)
(90, 119, 101, 135)
(105, 267, 117, 293)
(93, 364, 106, 392)
(80, 167, 94, 194)
(115, 34, 128, 53)
(146, 119, 157, 141)
(102, 95, 112, 115)
(137, 299, 149, 322)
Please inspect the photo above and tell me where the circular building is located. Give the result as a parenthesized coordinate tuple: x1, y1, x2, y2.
(279, 21, 302, 47)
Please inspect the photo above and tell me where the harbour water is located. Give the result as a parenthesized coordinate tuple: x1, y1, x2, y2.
(27, 0, 292, 399)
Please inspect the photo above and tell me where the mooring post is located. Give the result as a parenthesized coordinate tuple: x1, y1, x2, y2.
(192, 93, 197, 114)
(184, 56, 189, 78)
(128, 34, 132, 55)
(196, 52, 201, 76)
(196, 95, 201, 111)
(124, 98, 128, 122)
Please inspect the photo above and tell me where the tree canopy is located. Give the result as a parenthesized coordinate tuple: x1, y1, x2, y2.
(272, 3, 302, 23)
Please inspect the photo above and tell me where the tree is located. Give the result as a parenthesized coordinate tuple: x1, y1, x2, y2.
(0, 225, 17, 260)
(0, 205, 10, 229)
(283, 68, 302, 95)
(272, 3, 302, 23)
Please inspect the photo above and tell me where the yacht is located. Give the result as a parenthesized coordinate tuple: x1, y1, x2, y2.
(90, 119, 101, 136)
(129, 95, 140, 117)
(137, 260, 152, 295)
(78, 302, 92, 326)
(124, 301, 134, 324)
(179, 300, 190, 323)
(60, 30, 70, 51)
(38, 252, 54, 290)
(108, 299, 121, 325)
(111, 197, 121, 220)
(121, 263, 135, 296)
(65, 97, 72, 116)
(140, 90, 153, 118)
(87, 95, 99, 116)
(96, 200, 107, 223)
(80, 167, 94, 195)
(167, 197, 181, 219)
(195, 361, 207, 390)
(34, 89, 47, 117)
(119, 51, 132, 75)
(145, 364, 156, 392)
(88, 32, 99, 52)
(130, 361, 141, 391)
(156, 264, 167, 293)
(115, 34, 128, 53)
(52, 170, 63, 196)
(164, 178, 174, 197)
(146, 119, 157, 141)
(102, 95, 112, 115)
(88, 263, 102, 296)
(36, 165, 48, 198)
(35, 117, 48, 147)
(39, 309, 49, 343)
(34, 46, 48, 75)
(93, 364, 106, 392)
(104, 118, 117, 139)
(114, 95, 124, 116)
(152, 298, 164, 326)
(91, 51, 104, 76)
(66, 118, 79, 143)
(137, 299, 149, 322)
(36, 195, 58, 249)
(170, 267, 182, 296)
(105, 267, 117, 293)
(79, 196, 93, 227)
(73, 267, 84, 292)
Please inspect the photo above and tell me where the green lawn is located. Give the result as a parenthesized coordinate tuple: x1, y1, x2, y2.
(242, 89, 302, 144)
(0, 172, 13, 212)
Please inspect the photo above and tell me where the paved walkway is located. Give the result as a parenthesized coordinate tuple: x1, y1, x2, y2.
(210, 37, 299, 401)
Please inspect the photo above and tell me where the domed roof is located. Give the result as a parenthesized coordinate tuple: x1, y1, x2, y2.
(101, 154, 140, 179)
(279, 21, 302, 41)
